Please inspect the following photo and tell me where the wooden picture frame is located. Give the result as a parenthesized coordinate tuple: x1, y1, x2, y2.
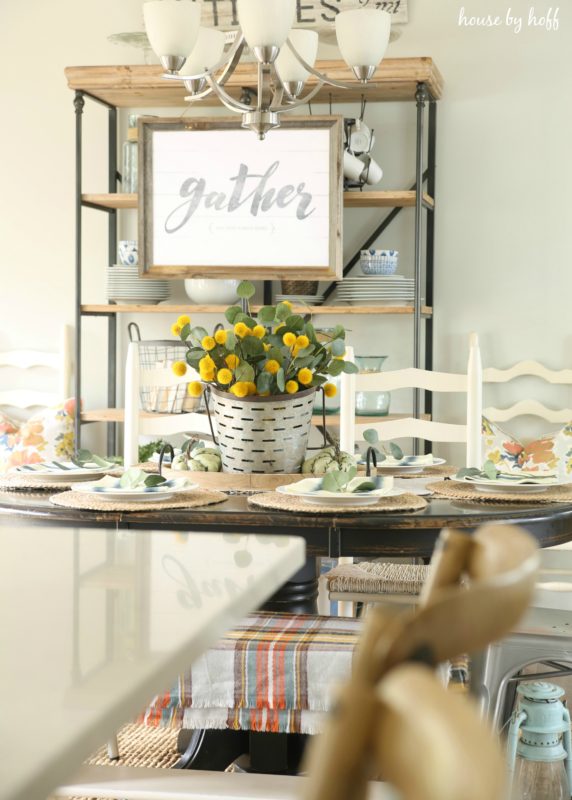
(139, 116, 342, 280)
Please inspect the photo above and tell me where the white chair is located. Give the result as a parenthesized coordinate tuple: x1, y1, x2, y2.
(330, 334, 483, 616)
(483, 359, 572, 426)
(0, 325, 72, 413)
(123, 340, 214, 468)
(340, 333, 483, 467)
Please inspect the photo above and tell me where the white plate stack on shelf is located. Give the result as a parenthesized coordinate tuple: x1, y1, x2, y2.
(106, 265, 170, 305)
(333, 274, 415, 305)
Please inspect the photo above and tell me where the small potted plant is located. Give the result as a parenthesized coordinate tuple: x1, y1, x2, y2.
(170, 281, 357, 473)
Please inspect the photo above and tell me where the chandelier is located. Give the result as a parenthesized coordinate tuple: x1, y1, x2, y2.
(143, 0, 391, 138)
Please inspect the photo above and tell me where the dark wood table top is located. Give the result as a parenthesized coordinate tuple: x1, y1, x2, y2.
(2, 489, 572, 559)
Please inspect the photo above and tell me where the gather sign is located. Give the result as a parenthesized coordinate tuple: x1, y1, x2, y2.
(139, 118, 343, 280)
(199, 0, 408, 33)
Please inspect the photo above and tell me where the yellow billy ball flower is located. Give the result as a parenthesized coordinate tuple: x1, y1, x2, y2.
(291, 345, 301, 358)
(263, 343, 271, 352)
(187, 381, 203, 397)
(245, 381, 258, 395)
(296, 334, 310, 349)
(214, 329, 227, 345)
(285, 380, 299, 394)
(217, 368, 233, 386)
(323, 382, 337, 398)
(281, 300, 293, 308)
(201, 368, 216, 382)
(252, 324, 266, 339)
(201, 335, 216, 351)
(177, 314, 190, 328)
(171, 360, 187, 377)
(234, 322, 249, 338)
(225, 353, 240, 369)
(265, 359, 280, 375)
(199, 355, 215, 372)
(230, 381, 249, 398)
(171, 322, 182, 337)
(282, 332, 296, 347)
(297, 367, 313, 385)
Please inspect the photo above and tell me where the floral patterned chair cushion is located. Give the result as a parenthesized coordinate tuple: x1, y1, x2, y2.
(0, 398, 76, 472)
(482, 416, 572, 479)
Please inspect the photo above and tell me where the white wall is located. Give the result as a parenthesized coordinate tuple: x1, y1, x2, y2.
(0, 0, 570, 459)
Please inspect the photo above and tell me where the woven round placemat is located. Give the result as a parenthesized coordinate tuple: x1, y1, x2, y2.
(50, 488, 228, 512)
(427, 480, 572, 504)
(374, 464, 457, 479)
(0, 467, 125, 492)
(248, 491, 427, 514)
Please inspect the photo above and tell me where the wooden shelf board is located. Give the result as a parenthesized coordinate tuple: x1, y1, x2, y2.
(81, 409, 429, 425)
(81, 304, 433, 316)
(81, 190, 433, 211)
(66, 58, 443, 108)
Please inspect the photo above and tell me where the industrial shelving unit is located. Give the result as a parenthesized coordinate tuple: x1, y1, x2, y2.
(66, 57, 442, 451)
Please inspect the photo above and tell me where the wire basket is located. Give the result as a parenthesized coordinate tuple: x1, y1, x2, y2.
(138, 340, 199, 413)
(205, 386, 316, 473)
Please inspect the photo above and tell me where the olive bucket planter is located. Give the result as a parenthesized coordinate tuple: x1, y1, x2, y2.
(204, 385, 317, 474)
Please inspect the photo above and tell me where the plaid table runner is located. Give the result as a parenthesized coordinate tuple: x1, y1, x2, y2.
(139, 612, 362, 735)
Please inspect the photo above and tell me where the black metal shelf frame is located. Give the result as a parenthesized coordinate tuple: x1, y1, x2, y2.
(73, 82, 436, 454)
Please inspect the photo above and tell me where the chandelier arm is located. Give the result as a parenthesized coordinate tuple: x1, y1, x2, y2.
(161, 34, 246, 85)
(270, 80, 326, 112)
(204, 73, 253, 113)
(284, 38, 363, 90)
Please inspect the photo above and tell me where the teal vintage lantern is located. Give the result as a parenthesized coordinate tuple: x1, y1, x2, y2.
(507, 681, 572, 800)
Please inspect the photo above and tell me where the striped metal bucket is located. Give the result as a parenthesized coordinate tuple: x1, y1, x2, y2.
(207, 386, 316, 474)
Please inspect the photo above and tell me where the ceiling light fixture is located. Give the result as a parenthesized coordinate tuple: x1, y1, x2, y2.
(143, 0, 391, 139)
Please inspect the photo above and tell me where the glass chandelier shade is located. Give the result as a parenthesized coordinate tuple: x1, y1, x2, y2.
(335, 8, 391, 72)
(179, 26, 226, 75)
(143, 0, 202, 72)
(236, 0, 296, 52)
(275, 28, 319, 84)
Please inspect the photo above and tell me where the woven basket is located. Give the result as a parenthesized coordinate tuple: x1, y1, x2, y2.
(208, 386, 316, 474)
(280, 280, 319, 296)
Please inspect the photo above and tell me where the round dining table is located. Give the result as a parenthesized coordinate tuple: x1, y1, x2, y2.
(2, 489, 572, 614)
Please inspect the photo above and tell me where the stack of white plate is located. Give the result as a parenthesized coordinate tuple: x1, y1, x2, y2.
(107, 265, 170, 304)
(276, 293, 325, 306)
(334, 275, 415, 305)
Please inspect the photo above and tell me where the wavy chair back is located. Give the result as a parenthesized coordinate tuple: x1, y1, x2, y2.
(483, 360, 572, 424)
(339, 334, 483, 467)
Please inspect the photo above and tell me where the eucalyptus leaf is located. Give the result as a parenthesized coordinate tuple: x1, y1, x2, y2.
(276, 367, 285, 392)
(330, 338, 346, 357)
(180, 322, 191, 340)
(241, 336, 264, 356)
(342, 361, 359, 374)
(285, 314, 304, 331)
(327, 359, 345, 376)
(258, 305, 277, 323)
(235, 362, 255, 382)
(363, 429, 379, 445)
(456, 467, 481, 479)
(235, 313, 257, 328)
(225, 331, 236, 350)
(483, 460, 499, 480)
(389, 442, 404, 460)
(191, 326, 209, 343)
(237, 280, 256, 299)
(351, 480, 377, 492)
(331, 324, 345, 340)
(275, 302, 291, 321)
(256, 371, 272, 394)
(225, 305, 242, 324)
(144, 474, 168, 487)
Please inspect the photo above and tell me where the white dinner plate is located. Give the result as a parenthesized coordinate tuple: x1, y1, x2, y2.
(276, 477, 402, 507)
(449, 476, 562, 494)
(73, 476, 196, 502)
(14, 461, 108, 481)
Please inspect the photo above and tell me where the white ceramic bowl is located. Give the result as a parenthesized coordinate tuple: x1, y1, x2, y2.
(184, 279, 240, 305)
